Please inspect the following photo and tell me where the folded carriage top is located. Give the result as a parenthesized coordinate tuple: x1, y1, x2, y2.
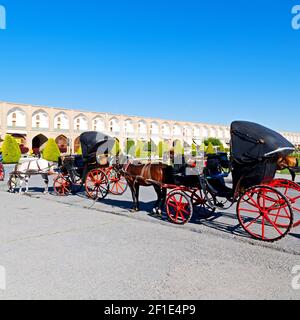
(79, 131, 115, 161)
(231, 121, 295, 163)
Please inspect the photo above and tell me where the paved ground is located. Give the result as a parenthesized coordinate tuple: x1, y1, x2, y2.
(0, 164, 300, 300)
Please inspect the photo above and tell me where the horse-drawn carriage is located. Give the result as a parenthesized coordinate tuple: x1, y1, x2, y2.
(53, 132, 127, 199)
(162, 121, 300, 242)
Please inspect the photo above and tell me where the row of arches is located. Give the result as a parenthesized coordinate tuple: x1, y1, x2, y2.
(6, 107, 299, 145)
(7, 108, 89, 131)
(4, 107, 230, 140)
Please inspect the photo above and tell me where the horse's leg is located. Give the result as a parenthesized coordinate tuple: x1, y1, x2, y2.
(132, 182, 140, 212)
(289, 169, 296, 182)
(19, 178, 23, 194)
(43, 174, 49, 194)
(152, 185, 162, 215)
(128, 180, 138, 212)
(158, 187, 167, 214)
(19, 176, 25, 194)
(25, 176, 29, 193)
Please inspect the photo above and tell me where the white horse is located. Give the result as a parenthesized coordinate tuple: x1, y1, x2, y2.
(9, 159, 55, 194)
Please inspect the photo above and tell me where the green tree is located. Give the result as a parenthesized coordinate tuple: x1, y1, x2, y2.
(135, 140, 145, 158)
(43, 138, 61, 162)
(76, 146, 82, 155)
(2, 135, 21, 164)
(192, 143, 197, 157)
(204, 137, 223, 147)
(111, 139, 121, 156)
(158, 141, 170, 158)
(145, 140, 157, 157)
(174, 140, 184, 156)
(219, 144, 226, 153)
(126, 139, 135, 157)
(206, 142, 216, 155)
(200, 142, 206, 153)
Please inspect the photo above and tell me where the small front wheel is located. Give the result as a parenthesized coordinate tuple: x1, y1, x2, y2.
(8, 174, 19, 193)
(106, 167, 128, 195)
(237, 185, 293, 242)
(166, 191, 193, 225)
(53, 174, 71, 196)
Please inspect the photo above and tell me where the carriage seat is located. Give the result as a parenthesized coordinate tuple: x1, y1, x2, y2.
(204, 153, 232, 197)
(204, 153, 230, 179)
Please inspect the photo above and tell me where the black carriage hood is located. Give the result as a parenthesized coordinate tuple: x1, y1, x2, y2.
(231, 121, 295, 163)
(79, 131, 115, 159)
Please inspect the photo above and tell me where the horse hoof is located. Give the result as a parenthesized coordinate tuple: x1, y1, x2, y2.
(152, 208, 162, 216)
(130, 208, 139, 213)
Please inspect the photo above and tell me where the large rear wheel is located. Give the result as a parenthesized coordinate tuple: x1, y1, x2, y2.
(237, 185, 293, 242)
(85, 169, 109, 200)
(268, 179, 300, 228)
(166, 191, 193, 225)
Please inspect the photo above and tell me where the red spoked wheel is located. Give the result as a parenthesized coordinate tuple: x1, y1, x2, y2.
(85, 169, 109, 200)
(54, 174, 71, 196)
(166, 191, 193, 225)
(0, 164, 5, 181)
(237, 185, 293, 242)
(106, 167, 128, 195)
(268, 179, 300, 228)
(190, 189, 216, 217)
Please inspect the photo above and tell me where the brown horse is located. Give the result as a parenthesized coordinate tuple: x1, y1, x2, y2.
(277, 155, 299, 181)
(122, 162, 170, 214)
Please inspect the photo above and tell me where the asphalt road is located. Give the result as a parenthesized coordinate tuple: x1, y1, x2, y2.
(0, 164, 300, 300)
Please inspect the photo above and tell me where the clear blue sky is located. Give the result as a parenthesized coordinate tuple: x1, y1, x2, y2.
(0, 0, 299, 131)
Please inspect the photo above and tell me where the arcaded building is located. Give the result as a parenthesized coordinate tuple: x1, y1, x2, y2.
(0, 101, 299, 153)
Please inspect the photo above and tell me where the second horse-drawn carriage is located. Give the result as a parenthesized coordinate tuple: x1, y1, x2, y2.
(162, 121, 300, 242)
(53, 132, 127, 199)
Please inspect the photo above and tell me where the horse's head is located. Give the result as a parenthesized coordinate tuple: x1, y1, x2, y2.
(277, 155, 298, 170)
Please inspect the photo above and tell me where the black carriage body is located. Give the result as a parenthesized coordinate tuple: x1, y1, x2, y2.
(230, 121, 295, 190)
